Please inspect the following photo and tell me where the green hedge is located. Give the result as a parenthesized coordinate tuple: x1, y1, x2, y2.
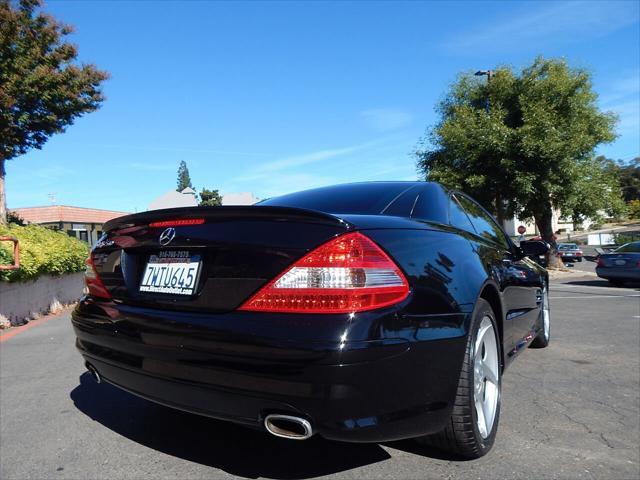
(0, 224, 89, 282)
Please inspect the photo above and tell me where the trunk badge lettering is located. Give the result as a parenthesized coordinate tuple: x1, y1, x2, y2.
(159, 227, 176, 246)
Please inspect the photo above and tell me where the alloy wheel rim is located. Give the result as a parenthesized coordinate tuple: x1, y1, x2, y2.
(473, 316, 500, 439)
(543, 287, 550, 340)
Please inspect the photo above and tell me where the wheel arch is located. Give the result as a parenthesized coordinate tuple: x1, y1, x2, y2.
(477, 282, 505, 371)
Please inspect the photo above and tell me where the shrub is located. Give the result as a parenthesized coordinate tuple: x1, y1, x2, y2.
(628, 200, 640, 220)
(0, 224, 89, 282)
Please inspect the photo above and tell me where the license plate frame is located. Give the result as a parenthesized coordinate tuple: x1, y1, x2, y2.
(139, 250, 202, 296)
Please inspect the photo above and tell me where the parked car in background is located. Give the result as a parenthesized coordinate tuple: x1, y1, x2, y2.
(596, 241, 640, 286)
(557, 243, 583, 262)
(72, 181, 551, 459)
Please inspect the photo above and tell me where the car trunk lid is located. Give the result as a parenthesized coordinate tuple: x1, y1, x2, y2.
(92, 206, 353, 312)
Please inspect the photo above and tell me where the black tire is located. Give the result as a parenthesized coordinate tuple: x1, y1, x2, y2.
(576, 257, 583, 262)
(609, 279, 625, 287)
(530, 282, 550, 348)
(417, 298, 501, 458)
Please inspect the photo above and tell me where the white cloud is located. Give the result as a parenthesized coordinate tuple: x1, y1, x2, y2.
(444, 1, 639, 52)
(235, 138, 394, 182)
(254, 142, 372, 173)
(600, 70, 640, 136)
(609, 99, 640, 135)
(361, 109, 413, 131)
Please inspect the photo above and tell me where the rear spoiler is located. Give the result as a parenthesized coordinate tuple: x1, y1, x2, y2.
(103, 206, 354, 233)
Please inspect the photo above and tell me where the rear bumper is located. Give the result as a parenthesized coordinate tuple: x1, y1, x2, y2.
(596, 267, 640, 281)
(71, 298, 468, 443)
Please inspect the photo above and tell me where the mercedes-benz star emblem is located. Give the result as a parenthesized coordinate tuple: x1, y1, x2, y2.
(159, 227, 176, 246)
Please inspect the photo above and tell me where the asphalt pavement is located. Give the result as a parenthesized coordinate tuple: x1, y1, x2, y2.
(1, 277, 639, 480)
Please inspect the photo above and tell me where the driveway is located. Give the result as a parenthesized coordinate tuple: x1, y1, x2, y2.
(1, 277, 639, 479)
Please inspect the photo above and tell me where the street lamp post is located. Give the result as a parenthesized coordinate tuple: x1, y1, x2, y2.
(475, 69, 493, 112)
(475, 69, 494, 81)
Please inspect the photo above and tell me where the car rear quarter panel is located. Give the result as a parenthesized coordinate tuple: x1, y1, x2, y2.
(364, 226, 483, 333)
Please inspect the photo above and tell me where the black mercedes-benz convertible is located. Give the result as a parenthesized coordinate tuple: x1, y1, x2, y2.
(72, 181, 550, 458)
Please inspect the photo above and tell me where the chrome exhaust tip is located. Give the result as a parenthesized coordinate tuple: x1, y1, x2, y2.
(85, 362, 101, 384)
(264, 414, 313, 440)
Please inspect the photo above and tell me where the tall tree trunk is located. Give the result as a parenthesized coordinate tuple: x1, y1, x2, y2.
(0, 158, 6, 226)
(534, 204, 563, 269)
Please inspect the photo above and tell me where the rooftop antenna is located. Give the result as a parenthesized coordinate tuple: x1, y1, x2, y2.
(48, 193, 57, 205)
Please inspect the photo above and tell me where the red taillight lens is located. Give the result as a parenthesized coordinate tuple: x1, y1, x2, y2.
(149, 218, 205, 228)
(239, 232, 409, 313)
(84, 256, 111, 299)
(597, 258, 605, 267)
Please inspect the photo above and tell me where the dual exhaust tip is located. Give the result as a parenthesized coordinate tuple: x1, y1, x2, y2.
(264, 414, 313, 440)
(85, 363, 312, 441)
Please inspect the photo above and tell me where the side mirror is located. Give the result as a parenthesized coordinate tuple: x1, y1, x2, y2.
(519, 240, 550, 257)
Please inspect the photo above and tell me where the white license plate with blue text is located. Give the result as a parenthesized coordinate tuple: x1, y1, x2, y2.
(139, 251, 201, 295)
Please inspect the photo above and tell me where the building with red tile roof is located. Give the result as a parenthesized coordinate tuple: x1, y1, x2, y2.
(11, 205, 129, 244)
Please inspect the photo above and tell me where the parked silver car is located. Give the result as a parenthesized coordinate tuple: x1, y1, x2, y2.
(558, 243, 583, 262)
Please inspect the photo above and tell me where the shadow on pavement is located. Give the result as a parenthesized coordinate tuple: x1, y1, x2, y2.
(70, 373, 396, 479)
(562, 279, 640, 289)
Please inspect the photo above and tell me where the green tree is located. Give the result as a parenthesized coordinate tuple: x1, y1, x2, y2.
(199, 188, 222, 207)
(176, 160, 193, 191)
(417, 57, 617, 267)
(612, 156, 640, 202)
(628, 199, 640, 219)
(0, 0, 108, 224)
(564, 156, 627, 225)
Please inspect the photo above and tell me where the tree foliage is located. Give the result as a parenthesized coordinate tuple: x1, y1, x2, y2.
(628, 199, 640, 219)
(417, 57, 618, 266)
(176, 160, 193, 192)
(199, 188, 222, 207)
(0, 0, 108, 223)
(566, 156, 627, 223)
(606, 156, 640, 203)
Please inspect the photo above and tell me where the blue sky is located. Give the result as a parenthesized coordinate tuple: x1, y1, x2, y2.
(6, 0, 640, 212)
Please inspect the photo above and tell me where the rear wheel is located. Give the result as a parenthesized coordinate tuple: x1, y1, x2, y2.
(530, 283, 550, 348)
(417, 299, 501, 458)
(609, 279, 625, 287)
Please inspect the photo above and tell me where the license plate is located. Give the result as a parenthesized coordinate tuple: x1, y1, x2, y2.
(140, 251, 201, 295)
(615, 259, 626, 266)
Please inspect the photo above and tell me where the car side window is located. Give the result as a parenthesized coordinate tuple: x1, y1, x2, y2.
(455, 194, 510, 249)
(449, 196, 476, 234)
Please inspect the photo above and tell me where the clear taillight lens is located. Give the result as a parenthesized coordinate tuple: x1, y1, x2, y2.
(238, 232, 409, 313)
(84, 255, 111, 299)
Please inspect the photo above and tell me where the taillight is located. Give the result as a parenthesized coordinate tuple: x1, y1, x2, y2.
(597, 258, 605, 267)
(239, 232, 409, 313)
(84, 255, 111, 299)
(149, 218, 205, 228)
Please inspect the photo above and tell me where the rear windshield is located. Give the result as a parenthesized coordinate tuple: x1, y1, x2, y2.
(260, 183, 416, 215)
(614, 242, 640, 253)
(558, 244, 578, 250)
